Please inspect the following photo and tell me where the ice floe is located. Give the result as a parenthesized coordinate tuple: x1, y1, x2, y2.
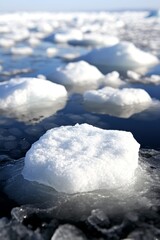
(51, 61, 104, 93)
(102, 71, 126, 88)
(77, 42, 159, 74)
(46, 47, 58, 57)
(11, 47, 33, 56)
(22, 123, 140, 193)
(45, 29, 83, 44)
(68, 34, 119, 47)
(28, 37, 40, 46)
(0, 77, 67, 123)
(84, 87, 152, 118)
(0, 38, 15, 48)
(127, 70, 160, 85)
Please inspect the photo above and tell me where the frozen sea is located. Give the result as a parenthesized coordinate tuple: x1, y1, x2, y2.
(0, 10, 160, 239)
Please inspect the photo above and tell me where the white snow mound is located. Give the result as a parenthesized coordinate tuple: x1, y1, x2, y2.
(78, 41, 159, 73)
(84, 87, 152, 106)
(11, 47, 33, 56)
(0, 77, 67, 109)
(69, 34, 119, 47)
(22, 123, 140, 193)
(52, 61, 104, 92)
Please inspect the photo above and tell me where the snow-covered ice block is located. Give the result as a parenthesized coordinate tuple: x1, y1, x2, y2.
(84, 87, 152, 106)
(77, 42, 159, 73)
(0, 78, 67, 122)
(51, 61, 104, 93)
(11, 47, 33, 56)
(45, 29, 83, 44)
(103, 71, 126, 88)
(28, 37, 40, 46)
(0, 38, 15, 48)
(127, 70, 141, 81)
(84, 87, 152, 118)
(46, 47, 58, 57)
(9, 29, 30, 42)
(22, 123, 140, 193)
(69, 34, 119, 47)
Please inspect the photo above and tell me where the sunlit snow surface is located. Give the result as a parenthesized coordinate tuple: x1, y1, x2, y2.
(0, 77, 67, 123)
(77, 42, 159, 74)
(22, 124, 139, 193)
(51, 61, 104, 92)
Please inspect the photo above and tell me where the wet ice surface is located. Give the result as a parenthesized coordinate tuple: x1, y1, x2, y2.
(0, 10, 160, 239)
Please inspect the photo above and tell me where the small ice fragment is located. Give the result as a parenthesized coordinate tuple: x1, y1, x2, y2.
(11, 47, 33, 56)
(51, 224, 87, 240)
(46, 48, 57, 57)
(127, 70, 141, 81)
(103, 71, 126, 88)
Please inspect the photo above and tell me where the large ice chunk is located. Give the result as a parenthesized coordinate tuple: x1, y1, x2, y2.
(22, 124, 140, 194)
(84, 87, 152, 118)
(0, 78, 67, 122)
(77, 42, 159, 73)
(51, 61, 104, 92)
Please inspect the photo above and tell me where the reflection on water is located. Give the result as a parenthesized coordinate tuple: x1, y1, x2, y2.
(0, 98, 67, 124)
(84, 101, 152, 119)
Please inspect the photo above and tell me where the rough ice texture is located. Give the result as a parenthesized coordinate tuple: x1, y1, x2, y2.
(52, 61, 104, 92)
(0, 78, 67, 122)
(84, 87, 152, 106)
(22, 123, 140, 194)
(78, 42, 159, 73)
